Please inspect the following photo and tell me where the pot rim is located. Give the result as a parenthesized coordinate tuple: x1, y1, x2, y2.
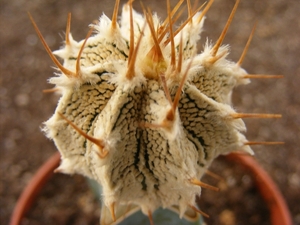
(225, 153, 292, 225)
(10, 152, 292, 225)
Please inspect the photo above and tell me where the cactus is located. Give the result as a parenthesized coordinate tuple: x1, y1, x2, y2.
(29, 0, 282, 224)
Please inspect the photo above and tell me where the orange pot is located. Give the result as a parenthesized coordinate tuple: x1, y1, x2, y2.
(10, 153, 292, 225)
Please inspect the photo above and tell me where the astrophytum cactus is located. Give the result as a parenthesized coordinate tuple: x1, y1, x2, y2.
(29, 0, 282, 224)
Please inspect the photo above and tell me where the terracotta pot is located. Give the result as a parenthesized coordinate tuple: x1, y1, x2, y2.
(10, 152, 292, 225)
(10, 152, 61, 225)
(224, 153, 292, 225)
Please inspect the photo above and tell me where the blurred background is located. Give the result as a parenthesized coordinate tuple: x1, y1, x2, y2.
(1, 0, 299, 224)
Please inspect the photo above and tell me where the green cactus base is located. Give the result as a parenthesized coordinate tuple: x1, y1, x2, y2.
(116, 207, 205, 225)
(87, 178, 205, 225)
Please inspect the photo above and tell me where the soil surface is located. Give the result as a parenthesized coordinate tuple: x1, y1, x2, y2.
(1, 0, 299, 224)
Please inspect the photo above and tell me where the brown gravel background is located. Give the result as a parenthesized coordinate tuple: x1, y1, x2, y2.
(1, 0, 299, 224)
